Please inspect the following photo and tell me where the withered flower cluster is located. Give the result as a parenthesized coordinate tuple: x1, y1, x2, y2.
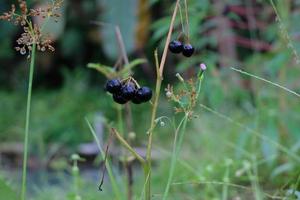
(0, 0, 63, 57)
(165, 78, 198, 118)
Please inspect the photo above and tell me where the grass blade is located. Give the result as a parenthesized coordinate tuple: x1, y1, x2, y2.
(231, 67, 300, 98)
(85, 117, 122, 200)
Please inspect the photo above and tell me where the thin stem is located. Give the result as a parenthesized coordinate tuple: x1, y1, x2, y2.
(144, 1, 180, 199)
(21, 43, 36, 200)
(199, 104, 300, 162)
(231, 67, 300, 98)
(111, 128, 145, 165)
(162, 114, 189, 200)
(145, 50, 162, 200)
(222, 164, 230, 200)
(159, 0, 180, 77)
(184, 0, 190, 42)
(171, 181, 285, 199)
(115, 26, 129, 65)
(117, 105, 124, 134)
(178, 4, 185, 35)
(85, 118, 122, 200)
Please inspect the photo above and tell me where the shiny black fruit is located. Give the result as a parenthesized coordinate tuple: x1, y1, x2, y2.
(105, 79, 121, 94)
(182, 44, 194, 57)
(136, 87, 152, 102)
(168, 40, 183, 54)
(131, 95, 142, 104)
(113, 93, 128, 104)
(121, 83, 136, 100)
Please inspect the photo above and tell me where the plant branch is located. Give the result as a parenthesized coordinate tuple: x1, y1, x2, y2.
(163, 113, 189, 200)
(144, 1, 180, 199)
(159, 0, 181, 77)
(21, 43, 36, 200)
(111, 128, 145, 165)
(85, 118, 122, 200)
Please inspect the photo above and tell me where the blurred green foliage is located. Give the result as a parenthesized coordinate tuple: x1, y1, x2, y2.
(0, 0, 300, 199)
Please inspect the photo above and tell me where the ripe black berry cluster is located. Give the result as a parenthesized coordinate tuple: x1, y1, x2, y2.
(105, 78, 152, 105)
(168, 40, 194, 57)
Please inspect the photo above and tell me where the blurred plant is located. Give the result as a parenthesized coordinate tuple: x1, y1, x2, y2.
(70, 154, 85, 200)
(162, 64, 206, 199)
(0, 0, 62, 56)
(0, 1, 62, 199)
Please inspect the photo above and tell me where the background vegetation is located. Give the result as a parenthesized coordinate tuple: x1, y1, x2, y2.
(0, 0, 300, 199)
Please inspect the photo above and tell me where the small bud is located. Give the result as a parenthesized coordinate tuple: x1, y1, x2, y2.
(71, 154, 80, 161)
(200, 63, 207, 71)
(128, 132, 136, 140)
(175, 73, 184, 82)
(160, 121, 165, 127)
(198, 63, 207, 78)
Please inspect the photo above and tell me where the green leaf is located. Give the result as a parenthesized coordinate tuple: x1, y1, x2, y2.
(87, 63, 116, 79)
(117, 58, 147, 77)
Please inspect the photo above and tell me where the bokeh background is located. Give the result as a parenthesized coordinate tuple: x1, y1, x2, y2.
(0, 0, 300, 199)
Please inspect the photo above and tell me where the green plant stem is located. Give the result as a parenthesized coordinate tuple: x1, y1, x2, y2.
(162, 114, 189, 200)
(111, 128, 145, 165)
(144, 1, 180, 199)
(21, 43, 36, 200)
(144, 49, 161, 200)
(117, 105, 124, 134)
(85, 118, 122, 200)
(183, 0, 190, 42)
(72, 161, 80, 198)
(222, 164, 230, 200)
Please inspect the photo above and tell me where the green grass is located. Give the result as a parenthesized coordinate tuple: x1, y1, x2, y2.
(1, 0, 300, 199)
(1, 86, 299, 199)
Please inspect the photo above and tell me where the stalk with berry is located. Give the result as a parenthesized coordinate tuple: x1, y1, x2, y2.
(87, 1, 206, 200)
(168, 0, 195, 57)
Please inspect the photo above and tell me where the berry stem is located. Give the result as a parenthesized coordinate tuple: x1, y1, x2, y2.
(21, 42, 36, 200)
(184, 0, 190, 43)
(178, 3, 185, 37)
(117, 105, 124, 134)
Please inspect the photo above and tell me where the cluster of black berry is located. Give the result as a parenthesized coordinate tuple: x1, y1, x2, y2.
(168, 40, 194, 57)
(105, 79, 152, 105)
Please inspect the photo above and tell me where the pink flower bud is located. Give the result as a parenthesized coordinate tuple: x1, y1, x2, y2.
(200, 63, 207, 71)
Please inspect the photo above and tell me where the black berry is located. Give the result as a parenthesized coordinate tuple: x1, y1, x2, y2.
(168, 40, 183, 54)
(182, 44, 194, 57)
(131, 95, 142, 104)
(113, 93, 128, 104)
(136, 87, 152, 102)
(121, 83, 136, 100)
(105, 79, 121, 94)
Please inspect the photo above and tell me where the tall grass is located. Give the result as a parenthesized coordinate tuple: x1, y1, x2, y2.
(21, 43, 36, 200)
(85, 118, 122, 200)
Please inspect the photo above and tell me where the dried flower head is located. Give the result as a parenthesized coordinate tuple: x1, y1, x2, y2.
(0, 0, 62, 57)
(166, 65, 207, 119)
